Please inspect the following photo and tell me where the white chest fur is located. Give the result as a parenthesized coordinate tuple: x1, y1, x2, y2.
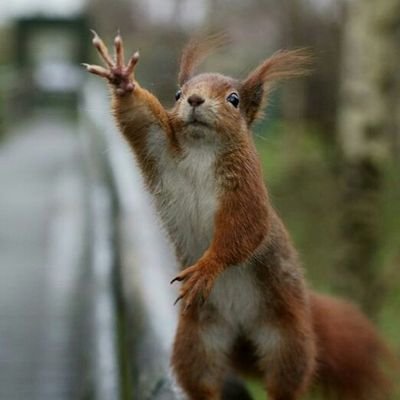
(200, 264, 277, 356)
(150, 135, 219, 265)
(208, 264, 262, 328)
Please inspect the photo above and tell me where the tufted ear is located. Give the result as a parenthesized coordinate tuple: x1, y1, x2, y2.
(239, 49, 312, 125)
(178, 33, 227, 86)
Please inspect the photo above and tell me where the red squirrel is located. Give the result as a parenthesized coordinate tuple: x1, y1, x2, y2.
(84, 32, 394, 400)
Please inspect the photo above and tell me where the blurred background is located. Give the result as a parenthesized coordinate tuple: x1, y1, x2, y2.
(0, 0, 399, 399)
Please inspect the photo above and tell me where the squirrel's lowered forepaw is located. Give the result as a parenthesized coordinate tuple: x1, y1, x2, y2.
(171, 261, 220, 313)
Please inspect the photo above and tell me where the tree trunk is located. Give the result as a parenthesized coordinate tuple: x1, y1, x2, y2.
(336, 0, 400, 315)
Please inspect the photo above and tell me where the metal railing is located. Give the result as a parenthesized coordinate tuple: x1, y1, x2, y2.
(80, 80, 181, 400)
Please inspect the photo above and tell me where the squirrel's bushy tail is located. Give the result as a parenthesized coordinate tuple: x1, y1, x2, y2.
(310, 292, 395, 400)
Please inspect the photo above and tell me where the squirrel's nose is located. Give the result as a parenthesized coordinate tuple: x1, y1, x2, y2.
(187, 94, 205, 107)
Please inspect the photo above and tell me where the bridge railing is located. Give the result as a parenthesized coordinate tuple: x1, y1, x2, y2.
(80, 80, 181, 400)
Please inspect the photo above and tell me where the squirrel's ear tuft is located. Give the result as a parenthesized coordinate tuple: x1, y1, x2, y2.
(239, 49, 312, 125)
(178, 33, 227, 86)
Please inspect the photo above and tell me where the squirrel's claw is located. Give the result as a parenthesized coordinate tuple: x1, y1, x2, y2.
(170, 264, 196, 285)
(170, 274, 184, 284)
(174, 294, 184, 305)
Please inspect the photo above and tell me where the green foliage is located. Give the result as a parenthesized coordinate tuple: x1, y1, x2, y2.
(255, 120, 341, 292)
(246, 379, 265, 399)
(248, 120, 400, 399)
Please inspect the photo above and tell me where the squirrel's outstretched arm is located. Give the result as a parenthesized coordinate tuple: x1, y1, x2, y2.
(84, 32, 176, 187)
(172, 143, 269, 310)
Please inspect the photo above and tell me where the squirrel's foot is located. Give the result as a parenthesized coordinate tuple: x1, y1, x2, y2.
(171, 261, 220, 313)
(83, 30, 139, 96)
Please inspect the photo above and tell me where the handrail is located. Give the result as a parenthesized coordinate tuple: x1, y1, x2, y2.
(81, 80, 181, 400)
(79, 83, 123, 400)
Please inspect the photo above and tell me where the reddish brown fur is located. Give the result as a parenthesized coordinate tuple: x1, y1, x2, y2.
(240, 49, 312, 124)
(112, 82, 180, 189)
(85, 33, 395, 400)
(172, 314, 227, 400)
(310, 292, 393, 400)
(171, 204, 317, 399)
(178, 33, 228, 86)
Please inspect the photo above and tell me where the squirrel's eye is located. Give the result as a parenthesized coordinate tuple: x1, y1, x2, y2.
(175, 89, 182, 101)
(227, 92, 240, 108)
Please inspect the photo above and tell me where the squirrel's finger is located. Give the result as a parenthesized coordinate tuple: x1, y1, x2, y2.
(91, 30, 114, 68)
(126, 51, 140, 76)
(183, 292, 196, 314)
(82, 63, 112, 79)
(114, 31, 125, 68)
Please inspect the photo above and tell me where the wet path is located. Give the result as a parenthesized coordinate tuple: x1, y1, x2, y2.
(0, 115, 88, 399)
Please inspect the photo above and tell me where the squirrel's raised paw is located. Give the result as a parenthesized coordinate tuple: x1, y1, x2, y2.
(83, 30, 139, 96)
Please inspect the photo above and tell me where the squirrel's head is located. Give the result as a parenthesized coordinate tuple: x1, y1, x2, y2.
(172, 72, 242, 143)
(171, 34, 311, 144)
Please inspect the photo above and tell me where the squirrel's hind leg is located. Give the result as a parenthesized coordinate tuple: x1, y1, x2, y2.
(251, 324, 316, 400)
(172, 315, 232, 400)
